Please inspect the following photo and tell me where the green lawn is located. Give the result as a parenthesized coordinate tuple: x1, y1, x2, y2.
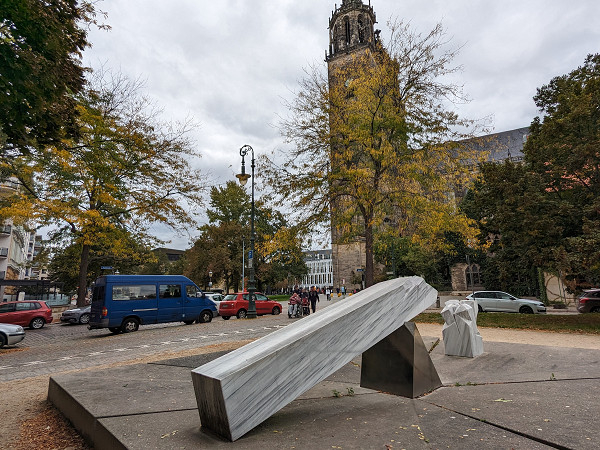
(413, 312, 600, 335)
(267, 294, 290, 302)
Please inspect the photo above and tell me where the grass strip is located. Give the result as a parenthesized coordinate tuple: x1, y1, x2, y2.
(413, 312, 600, 335)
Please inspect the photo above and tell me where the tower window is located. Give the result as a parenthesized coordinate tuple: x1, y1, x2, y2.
(344, 17, 351, 45)
(358, 16, 365, 43)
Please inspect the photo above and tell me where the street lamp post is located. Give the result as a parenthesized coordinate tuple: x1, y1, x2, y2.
(208, 271, 213, 290)
(236, 144, 257, 318)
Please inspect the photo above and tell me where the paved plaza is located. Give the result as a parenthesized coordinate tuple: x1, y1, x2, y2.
(49, 326, 599, 449)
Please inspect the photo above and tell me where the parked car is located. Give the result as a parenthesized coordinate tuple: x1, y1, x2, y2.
(218, 292, 282, 319)
(205, 293, 224, 315)
(0, 323, 26, 348)
(577, 289, 600, 313)
(466, 291, 546, 314)
(60, 305, 92, 324)
(0, 300, 53, 329)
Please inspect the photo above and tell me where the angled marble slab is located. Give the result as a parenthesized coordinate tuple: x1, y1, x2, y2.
(191, 276, 437, 441)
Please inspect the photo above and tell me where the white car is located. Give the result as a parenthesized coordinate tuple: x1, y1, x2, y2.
(0, 323, 26, 348)
(205, 293, 225, 313)
(466, 291, 546, 314)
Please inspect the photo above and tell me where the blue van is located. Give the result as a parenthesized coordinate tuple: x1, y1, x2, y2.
(88, 275, 217, 333)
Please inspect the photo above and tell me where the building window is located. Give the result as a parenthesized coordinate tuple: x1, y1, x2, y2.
(344, 17, 351, 45)
(358, 16, 365, 43)
(465, 265, 481, 286)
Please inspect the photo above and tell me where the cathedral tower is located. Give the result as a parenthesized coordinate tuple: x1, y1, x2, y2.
(326, 0, 378, 72)
(326, 1, 380, 291)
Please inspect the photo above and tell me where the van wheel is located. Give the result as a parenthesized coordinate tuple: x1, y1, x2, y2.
(236, 309, 247, 319)
(199, 311, 213, 323)
(109, 327, 121, 333)
(121, 318, 139, 333)
(222, 316, 230, 320)
(30, 317, 45, 329)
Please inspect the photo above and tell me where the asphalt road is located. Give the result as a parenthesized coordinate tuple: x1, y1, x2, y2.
(0, 311, 294, 382)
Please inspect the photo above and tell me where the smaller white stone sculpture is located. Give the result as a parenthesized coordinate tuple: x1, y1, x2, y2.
(441, 300, 484, 357)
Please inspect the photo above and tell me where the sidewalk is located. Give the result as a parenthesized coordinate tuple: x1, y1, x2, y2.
(48, 327, 599, 449)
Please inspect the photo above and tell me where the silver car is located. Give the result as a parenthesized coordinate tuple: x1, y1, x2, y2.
(60, 305, 92, 324)
(0, 323, 26, 348)
(466, 291, 546, 314)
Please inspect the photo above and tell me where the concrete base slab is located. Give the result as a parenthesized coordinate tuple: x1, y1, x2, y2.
(425, 379, 599, 450)
(48, 337, 600, 450)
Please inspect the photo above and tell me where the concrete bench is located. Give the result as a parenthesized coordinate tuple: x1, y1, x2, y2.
(192, 276, 442, 441)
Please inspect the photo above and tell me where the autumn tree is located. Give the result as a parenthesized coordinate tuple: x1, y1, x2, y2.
(262, 21, 484, 287)
(4, 71, 206, 305)
(0, 0, 105, 156)
(185, 181, 306, 292)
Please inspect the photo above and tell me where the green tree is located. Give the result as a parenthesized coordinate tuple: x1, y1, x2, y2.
(48, 229, 157, 294)
(460, 162, 557, 295)
(0, 0, 105, 155)
(185, 181, 306, 292)
(524, 54, 600, 287)
(262, 21, 484, 288)
(5, 71, 206, 306)
(464, 54, 600, 293)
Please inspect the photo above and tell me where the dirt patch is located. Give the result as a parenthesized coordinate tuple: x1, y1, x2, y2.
(0, 340, 251, 449)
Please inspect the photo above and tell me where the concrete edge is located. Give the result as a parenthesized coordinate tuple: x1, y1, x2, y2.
(48, 376, 127, 450)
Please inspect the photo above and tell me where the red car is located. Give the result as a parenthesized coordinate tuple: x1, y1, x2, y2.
(218, 292, 282, 319)
(0, 300, 53, 329)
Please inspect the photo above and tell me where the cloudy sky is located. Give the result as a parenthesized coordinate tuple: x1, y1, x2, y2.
(82, 0, 600, 248)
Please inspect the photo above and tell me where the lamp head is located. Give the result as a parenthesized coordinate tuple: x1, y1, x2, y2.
(236, 172, 250, 186)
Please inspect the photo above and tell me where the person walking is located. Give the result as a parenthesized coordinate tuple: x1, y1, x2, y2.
(308, 286, 319, 314)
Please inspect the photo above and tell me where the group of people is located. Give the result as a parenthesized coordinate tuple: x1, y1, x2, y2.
(288, 286, 320, 318)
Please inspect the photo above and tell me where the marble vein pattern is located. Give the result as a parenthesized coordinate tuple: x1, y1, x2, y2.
(191, 276, 437, 441)
(441, 300, 484, 357)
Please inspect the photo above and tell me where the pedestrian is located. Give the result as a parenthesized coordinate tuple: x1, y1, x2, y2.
(301, 288, 310, 315)
(326, 287, 331, 301)
(308, 286, 319, 313)
(288, 292, 300, 318)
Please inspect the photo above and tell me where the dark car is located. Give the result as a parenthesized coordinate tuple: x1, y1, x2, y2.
(577, 289, 600, 313)
(0, 300, 53, 329)
(218, 292, 282, 319)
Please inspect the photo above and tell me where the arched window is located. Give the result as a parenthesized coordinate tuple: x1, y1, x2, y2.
(465, 265, 482, 286)
(358, 16, 365, 43)
(344, 17, 351, 45)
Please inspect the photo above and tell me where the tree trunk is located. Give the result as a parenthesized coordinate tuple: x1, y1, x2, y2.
(76, 244, 91, 307)
(365, 222, 374, 288)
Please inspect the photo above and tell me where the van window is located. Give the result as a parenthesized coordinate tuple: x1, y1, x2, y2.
(186, 285, 200, 297)
(92, 285, 105, 303)
(113, 285, 156, 301)
(159, 285, 182, 298)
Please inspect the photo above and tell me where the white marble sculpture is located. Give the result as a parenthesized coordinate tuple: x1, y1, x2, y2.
(441, 299, 484, 357)
(192, 276, 438, 441)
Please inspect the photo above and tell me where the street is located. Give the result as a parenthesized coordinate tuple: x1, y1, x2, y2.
(0, 312, 292, 383)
